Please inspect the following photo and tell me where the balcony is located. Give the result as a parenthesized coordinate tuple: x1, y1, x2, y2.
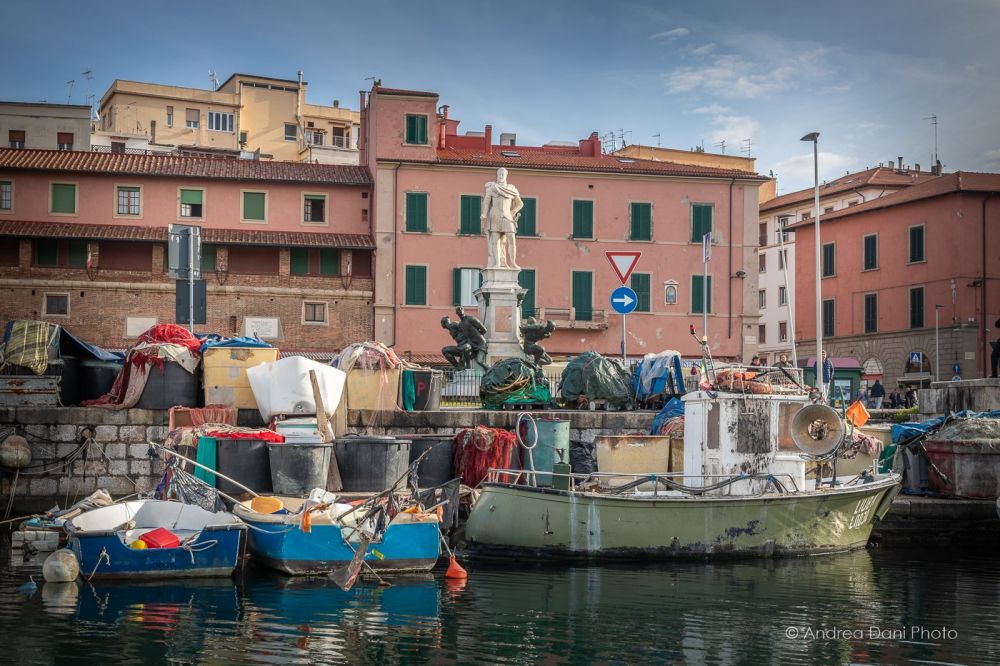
(536, 307, 608, 330)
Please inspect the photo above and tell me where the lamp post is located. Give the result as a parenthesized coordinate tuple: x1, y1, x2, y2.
(800, 132, 822, 391)
(935, 304, 944, 382)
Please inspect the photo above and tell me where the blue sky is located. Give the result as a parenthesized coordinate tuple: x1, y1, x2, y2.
(4, 0, 998, 192)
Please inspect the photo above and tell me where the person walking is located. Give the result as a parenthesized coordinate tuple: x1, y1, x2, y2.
(870, 379, 885, 409)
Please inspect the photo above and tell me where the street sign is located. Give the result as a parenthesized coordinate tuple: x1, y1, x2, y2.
(610, 286, 638, 314)
(952, 375, 962, 382)
(605, 251, 641, 284)
(952, 363, 961, 374)
(909, 351, 923, 366)
(167, 224, 202, 280)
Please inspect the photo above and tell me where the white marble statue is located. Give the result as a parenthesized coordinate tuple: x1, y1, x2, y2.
(481, 167, 523, 269)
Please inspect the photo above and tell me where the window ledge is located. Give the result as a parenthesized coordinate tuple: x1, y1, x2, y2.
(862, 267, 879, 272)
(907, 260, 927, 265)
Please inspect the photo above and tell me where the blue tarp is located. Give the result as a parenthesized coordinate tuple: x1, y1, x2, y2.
(891, 410, 1000, 443)
(650, 397, 685, 435)
(199, 335, 272, 353)
(634, 354, 686, 401)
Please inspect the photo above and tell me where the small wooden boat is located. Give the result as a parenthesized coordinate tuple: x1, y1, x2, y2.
(65, 500, 246, 579)
(233, 497, 441, 576)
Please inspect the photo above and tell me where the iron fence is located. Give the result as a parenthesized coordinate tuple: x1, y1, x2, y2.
(438, 368, 563, 408)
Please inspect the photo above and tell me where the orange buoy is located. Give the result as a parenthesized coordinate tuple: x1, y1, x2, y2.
(445, 555, 468, 579)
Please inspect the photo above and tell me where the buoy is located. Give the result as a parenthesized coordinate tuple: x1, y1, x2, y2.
(129, 540, 148, 550)
(42, 548, 80, 583)
(445, 555, 468, 579)
(0, 434, 31, 468)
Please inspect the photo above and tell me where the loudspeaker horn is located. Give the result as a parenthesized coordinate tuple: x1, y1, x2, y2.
(790, 404, 845, 457)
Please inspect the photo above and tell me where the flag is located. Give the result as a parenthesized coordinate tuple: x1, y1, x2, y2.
(846, 400, 870, 428)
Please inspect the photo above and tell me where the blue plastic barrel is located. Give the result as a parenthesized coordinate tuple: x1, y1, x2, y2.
(520, 418, 570, 487)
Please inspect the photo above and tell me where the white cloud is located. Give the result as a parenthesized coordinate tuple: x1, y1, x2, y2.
(707, 115, 760, 150)
(985, 148, 1000, 167)
(665, 50, 827, 99)
(772, 152, 857, 191)
(692, 103, 731, 115)
(649, 27, 689, 40)
(690, 43, 716, 56)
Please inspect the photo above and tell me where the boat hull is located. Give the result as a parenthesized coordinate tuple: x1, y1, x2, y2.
(465, 477, 900, 560)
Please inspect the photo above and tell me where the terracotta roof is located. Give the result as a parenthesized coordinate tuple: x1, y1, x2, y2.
(761, 166, 940, 213)
(373, 86, 439, 98)
(786, 172, 1000, 229)
(0, 220, 375, 249)
(0, 149, 371, 186)
(421, 147, 766, 180)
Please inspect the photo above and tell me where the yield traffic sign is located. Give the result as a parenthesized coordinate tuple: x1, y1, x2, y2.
(610, 285, 638, 314)
(606, 251, 641, 284)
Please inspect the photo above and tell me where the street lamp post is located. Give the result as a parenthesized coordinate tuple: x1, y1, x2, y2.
(800, 132, 822, 392)
(935, 304, 944, 382)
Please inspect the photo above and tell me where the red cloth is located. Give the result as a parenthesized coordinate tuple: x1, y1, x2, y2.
(204, 428, 284, 443)
(452, 427, 517, 487)
(137, 323, 202, 355)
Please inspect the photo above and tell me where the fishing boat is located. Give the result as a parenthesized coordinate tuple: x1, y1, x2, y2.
(233, 496, 441, 576)
(465, 387, 901, 560)
(65, 499, 246, 579)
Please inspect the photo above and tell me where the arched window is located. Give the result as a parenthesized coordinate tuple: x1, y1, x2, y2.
(664, 280, 678, 305)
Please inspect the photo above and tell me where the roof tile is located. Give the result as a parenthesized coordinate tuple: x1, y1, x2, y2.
(761, 166, 939, 213)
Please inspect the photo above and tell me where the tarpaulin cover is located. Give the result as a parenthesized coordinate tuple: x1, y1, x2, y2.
(199, 336, 273, 353)
(650, 397, 685, 435)
(481, 358, 552, 409)
(59, 327, 121, 362)
(247, 355, 346, 422)
(891, 410, 1000, 443)
(0, 320, 60, 375)
(634, 351, 686, 400)
(560, 351, 634, 409)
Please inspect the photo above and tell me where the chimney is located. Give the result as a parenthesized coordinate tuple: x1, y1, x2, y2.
(897, 156, 904, 170)
(441, 105, 449, 120)
(915, 163, 920, 172)
(935, 159, 942, 175)
(887, 160, 894, 169)
(333, 99, 339, 108)
(438, 118, 447, 149)
(484, 124, 493, 153)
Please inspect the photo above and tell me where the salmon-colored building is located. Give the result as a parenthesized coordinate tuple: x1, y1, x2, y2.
(789, 172, 1000, 386)
(0, 149, 374, 351)
(360, 85, 767, 362)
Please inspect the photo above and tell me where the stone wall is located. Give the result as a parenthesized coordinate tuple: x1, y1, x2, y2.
(918, 378, 1000, 417)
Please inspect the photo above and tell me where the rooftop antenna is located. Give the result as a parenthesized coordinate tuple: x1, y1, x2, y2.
(653, 133, 661, 147)
(65, 79, 75, 104)
(714, 139, 726, 154)
(209, 70, 219, 90)
(82, 69, 94, 120)
(741, 137, 752, 157)
(924, 114, 939, 166)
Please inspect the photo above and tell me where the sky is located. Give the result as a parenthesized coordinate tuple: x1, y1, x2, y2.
(3, 0, 998, 193)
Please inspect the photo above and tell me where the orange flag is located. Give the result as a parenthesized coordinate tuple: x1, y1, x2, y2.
(846, 400, 870, 428)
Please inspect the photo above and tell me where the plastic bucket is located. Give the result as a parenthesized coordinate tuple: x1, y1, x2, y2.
(216, 437, 273, 494)
(335, 437, 411, 492)
(267, 442, 335, 496)
(400, 434, 455, 488)
(137, 360, 198, 410)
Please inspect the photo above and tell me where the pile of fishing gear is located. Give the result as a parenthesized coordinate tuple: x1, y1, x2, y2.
(480, 358, 551, 409)
(560, 351, 634, 410)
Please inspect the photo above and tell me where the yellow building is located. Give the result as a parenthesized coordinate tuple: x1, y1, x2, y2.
(97, 73, 359, 164)
(614, 144, 776, 203)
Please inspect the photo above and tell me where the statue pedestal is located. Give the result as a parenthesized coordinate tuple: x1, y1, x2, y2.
(476, 267, 525, 366)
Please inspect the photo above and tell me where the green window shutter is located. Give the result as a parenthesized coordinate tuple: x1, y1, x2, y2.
(863, 235, 877, 270)
(518, 269, 536, 318)
(51, 183, 76, 214)
(35, 239, 58, 266)
(406, 193, 428, 232)
(406, 115, 428, 144)
(572, 200, 593, 239)
(68, 240, 87, 268)
(180, 189, 203, 205)
(691, 204, 713, 242)
(405, 266, 427, 305)
(319, 248, 339, 276)
(518, 198, 536, 236)
(243, 192, 266, 220)
(822, 244, 835, 276)
(201, 244, 217, 272)
(630, 203, 651, 241)
(290, 248, 310, 274)
(452, 267, 462, 306)
(692, 275, 712, 314)
(823, 300, 835, 338)
(572, 271, 592, 321)
(631, 273, 650, 312)
(460, 195, 481, 234)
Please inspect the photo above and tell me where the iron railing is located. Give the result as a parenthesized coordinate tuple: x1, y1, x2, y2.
(439, 368, 563, 408)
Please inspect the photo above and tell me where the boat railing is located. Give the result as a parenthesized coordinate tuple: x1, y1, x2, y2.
(483, 468, 803, 495)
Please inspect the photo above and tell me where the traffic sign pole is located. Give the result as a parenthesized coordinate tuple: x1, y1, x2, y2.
(622, 313, 626, 363)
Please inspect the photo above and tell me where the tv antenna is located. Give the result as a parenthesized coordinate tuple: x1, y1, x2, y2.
(924, 114, 939, 166)
(65, 79, 75, 104)
(741, 137, 752, 157)
(714, 139, 726, 154)
(82, 69, 94, 120)
(653, 133, 661, 147)
(209, 70, 219, 90)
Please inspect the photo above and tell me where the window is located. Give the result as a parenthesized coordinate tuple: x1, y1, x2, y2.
(759, 222, 768, 247)
(691, 275, 713, 314)
(405, 115, 428, 144)
(822, 242, 835, 277)
(691, 204, 713, 242)
(910, 287, 925, 329)
(801, 211, 811, 221)
(207, 111, 234, 132)
(779, 285, 787, 306)
(291, 248, 340, 276)
(518, 269, 536, 317)
(57, 132, 73, 151)
(242, 191, 267, 222)
(111, 141, 126, 153)
(166, 106, 174, 127)
(303, 301, 327, 324)
(572, 271, 592, 320)
(631, 273, 651, 312)
(185, 108, 199, 128)
(9, 130, 25, 149)
(0, 180, 12, 211)
(404, 265, 427, 305)
(405, 192, 428, 232)
(864, 293, 878, 333)
(284, 123, 297, 141)
(50, 183, 77, 215)
(305, 129, 324, 146)
(179, 189, 204, 218)
(303, 194, 326, 223)
(777, 216, 791, 242)
(759, 253, 766, 273)
(572, 200, 593, 239)
(116, 186, 141, 216)
(909, 225, 925, 263)
(34, 239, 58, 266)
(863, 234, 878, 270)
(201, 244, 217, 272)
(33, 239, 88, 269)
(824, 206, 834, 214)
(518, 197, 537, 236)
(758, 324, 767, 345)
(759, 289, 766, 309)
(822, 299, 835, 338)
(778, 248, 788, 270)
(290, 248, 309, 275)
(848, 200, 859, 207)
(68, 240, 87, 267)
(630, 202, 651, 241)
(779, 321, 788, 342)
(43, 293, 69, 317)
(239, 131, 248, 146)
(453, 267, 483, 307)
(459, 195, 481, 234)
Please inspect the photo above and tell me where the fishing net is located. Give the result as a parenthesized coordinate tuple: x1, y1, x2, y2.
(452, 426, 517, 487)
(480, 358, 551, 409)
(560, 351, 634, 409)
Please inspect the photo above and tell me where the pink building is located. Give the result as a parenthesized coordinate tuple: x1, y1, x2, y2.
(790, 172, 1000, 385)
(360, 86, 767, 362)
(0, 149, 374, 351)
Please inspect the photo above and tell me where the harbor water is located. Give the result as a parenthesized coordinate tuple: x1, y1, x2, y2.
(1, 544, 998, 665)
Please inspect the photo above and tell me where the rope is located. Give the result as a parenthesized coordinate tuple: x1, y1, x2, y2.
(182, 539, 218, 565)
(87, 546, 110, 582)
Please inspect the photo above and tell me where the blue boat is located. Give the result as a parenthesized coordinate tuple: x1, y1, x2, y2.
(65, 500, 246, 579)
(234, 497, 441, 576)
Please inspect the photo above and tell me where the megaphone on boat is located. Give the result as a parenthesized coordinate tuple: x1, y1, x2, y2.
(790, 404, 845, 458)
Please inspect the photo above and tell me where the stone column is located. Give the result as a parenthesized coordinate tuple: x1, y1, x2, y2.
(476, 266, 526, 365)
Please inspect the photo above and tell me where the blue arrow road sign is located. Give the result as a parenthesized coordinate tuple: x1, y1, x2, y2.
(610, 286, 638, 314)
